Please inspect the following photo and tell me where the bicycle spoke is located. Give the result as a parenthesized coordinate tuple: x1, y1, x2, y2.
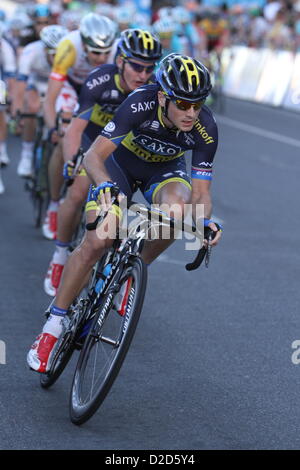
(70, 257, 147, 424)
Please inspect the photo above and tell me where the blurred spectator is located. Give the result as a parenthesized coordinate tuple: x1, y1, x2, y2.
(265, 7, 293, 48)
(248, 7, 269, 47)
(264, 0, 283, 22)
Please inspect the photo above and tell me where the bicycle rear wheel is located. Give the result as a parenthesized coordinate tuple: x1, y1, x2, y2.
(69, 256, 147, 425)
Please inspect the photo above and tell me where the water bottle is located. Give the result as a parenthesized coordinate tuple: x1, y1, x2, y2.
(79, 263, 113, 342)
(95, 263, 112, 295)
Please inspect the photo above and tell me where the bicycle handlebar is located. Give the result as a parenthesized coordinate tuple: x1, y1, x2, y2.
(65, 148, 85, 187)
(85, 193, 218, 271)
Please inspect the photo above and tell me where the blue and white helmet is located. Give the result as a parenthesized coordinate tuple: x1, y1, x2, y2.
(40, 25, 68, 49)
(80, 13, 118, 51)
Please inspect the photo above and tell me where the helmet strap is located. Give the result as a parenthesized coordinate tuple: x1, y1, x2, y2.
(162, 98, 178, 131)
(117, 56, 131, 93)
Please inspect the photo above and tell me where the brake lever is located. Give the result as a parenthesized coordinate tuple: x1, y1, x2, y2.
(205, 233, 213, 268)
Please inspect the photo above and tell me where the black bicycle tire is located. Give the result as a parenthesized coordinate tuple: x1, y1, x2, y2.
(33, 193, 45, 228)
(30, 141, 50, 227)
(69, 256, 147, 425)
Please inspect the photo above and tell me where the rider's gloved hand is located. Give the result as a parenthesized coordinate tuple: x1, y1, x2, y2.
(92, 181, 120, 212)
(63, 160, 75, 181)
(204, 218, 223, 246)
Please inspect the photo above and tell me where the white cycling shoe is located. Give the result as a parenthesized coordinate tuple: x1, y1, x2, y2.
(0, 149, 10, 166)
(17, 152, 33, 177)
(44, 261, 64, 297)
(42, 211, 58, 240)
(27, 333, 58, 373)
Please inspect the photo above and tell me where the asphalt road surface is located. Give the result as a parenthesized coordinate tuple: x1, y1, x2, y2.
(1, 97, 300, 450)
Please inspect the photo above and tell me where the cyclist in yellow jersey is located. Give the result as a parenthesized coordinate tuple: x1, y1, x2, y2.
(42, 13, 118, 241)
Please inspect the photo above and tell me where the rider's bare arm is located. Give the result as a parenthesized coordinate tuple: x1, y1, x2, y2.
(43, 78, 64, 129)
(191, 178, 212, 219)
(62, 117, 89, 163)
(191, 178, 221, 246)
(83, 135, 117, 186)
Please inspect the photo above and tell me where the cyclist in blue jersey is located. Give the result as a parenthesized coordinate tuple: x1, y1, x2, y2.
(27, 53, 222, 373)
(43, 28, 162, 297)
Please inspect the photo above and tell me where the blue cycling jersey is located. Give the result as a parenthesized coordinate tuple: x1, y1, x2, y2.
(76, 63, 154, 142)
(101, 83, 218, 181)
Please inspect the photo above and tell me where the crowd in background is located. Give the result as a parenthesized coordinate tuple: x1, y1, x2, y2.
(2, 0, 300, 61)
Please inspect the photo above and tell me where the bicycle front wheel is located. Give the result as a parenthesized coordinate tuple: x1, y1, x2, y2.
(69, 256, 147, 425)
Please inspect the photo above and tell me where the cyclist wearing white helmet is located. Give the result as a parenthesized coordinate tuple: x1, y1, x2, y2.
(44, 14, 118, 137)
(113, 5, 135, 31)
(152, 18, 180, 59)
(18, 4, 52, 48)
(5, 13, 33, 53)
(12, 25, 68, 178)
(42, 13, 118, 241)
(0, 21, 17, 192)
(172, 6, 201, 57)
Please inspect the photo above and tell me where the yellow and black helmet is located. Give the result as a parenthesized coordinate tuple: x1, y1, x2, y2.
(156, 53, 212, 102)
(117, 28, 162, 62)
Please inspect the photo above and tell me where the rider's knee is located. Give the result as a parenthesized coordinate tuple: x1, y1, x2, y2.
(160, 199, 190, 221)
(83, 232, 113, 261)
(67, 184, 87, 207)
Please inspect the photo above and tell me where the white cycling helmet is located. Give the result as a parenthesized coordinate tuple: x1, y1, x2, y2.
(172, 6, 192, 24)
(94, 3, 115, 20)
(8, 13, 33, 31)
(80, 13, 117, 51)
(59, 10, 81, 31)
(40, 25, 68, 49)
(152, 18, 175, 36)
(114, 6, 135, 26)
(157, 7, 174, 20)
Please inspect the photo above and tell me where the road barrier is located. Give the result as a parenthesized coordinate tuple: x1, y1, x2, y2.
(221, 46, 300, 112)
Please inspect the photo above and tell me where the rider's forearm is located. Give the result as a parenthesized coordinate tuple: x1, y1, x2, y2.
(83, 147, 111, 186)
(63, 127, 82, 163)
(83, 136, 117, 186)
(191, 191, 212, 221)
(43, 96, 57, 130)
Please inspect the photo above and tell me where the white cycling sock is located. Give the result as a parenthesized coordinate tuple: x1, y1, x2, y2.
(22, 141, 34, 153)
(0, 141, 7, 153)
(48, 200, 59, 212)
(42, 314, 64, 338)
(53, 243, 69, 266)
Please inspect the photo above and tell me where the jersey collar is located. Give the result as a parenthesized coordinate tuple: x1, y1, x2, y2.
(114, 74, 126, 94)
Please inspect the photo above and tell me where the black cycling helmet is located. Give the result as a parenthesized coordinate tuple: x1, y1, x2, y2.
(117, 28, 162, 62)
(156, 53, 212, 102)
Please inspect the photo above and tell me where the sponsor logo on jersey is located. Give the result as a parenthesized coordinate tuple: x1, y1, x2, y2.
(150, 121, 160, 130)
(132, 135, 181, 156)
(50, 72, 66, 81)
(197, 162, 213, 168)
(192, 165, 213, 180)
(183, 133, 195, 146)
(86, 74, 110, 90)
(130, 101, 155, 113)
(104, 121, 116, 133)
(194, 121, 215, 144)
